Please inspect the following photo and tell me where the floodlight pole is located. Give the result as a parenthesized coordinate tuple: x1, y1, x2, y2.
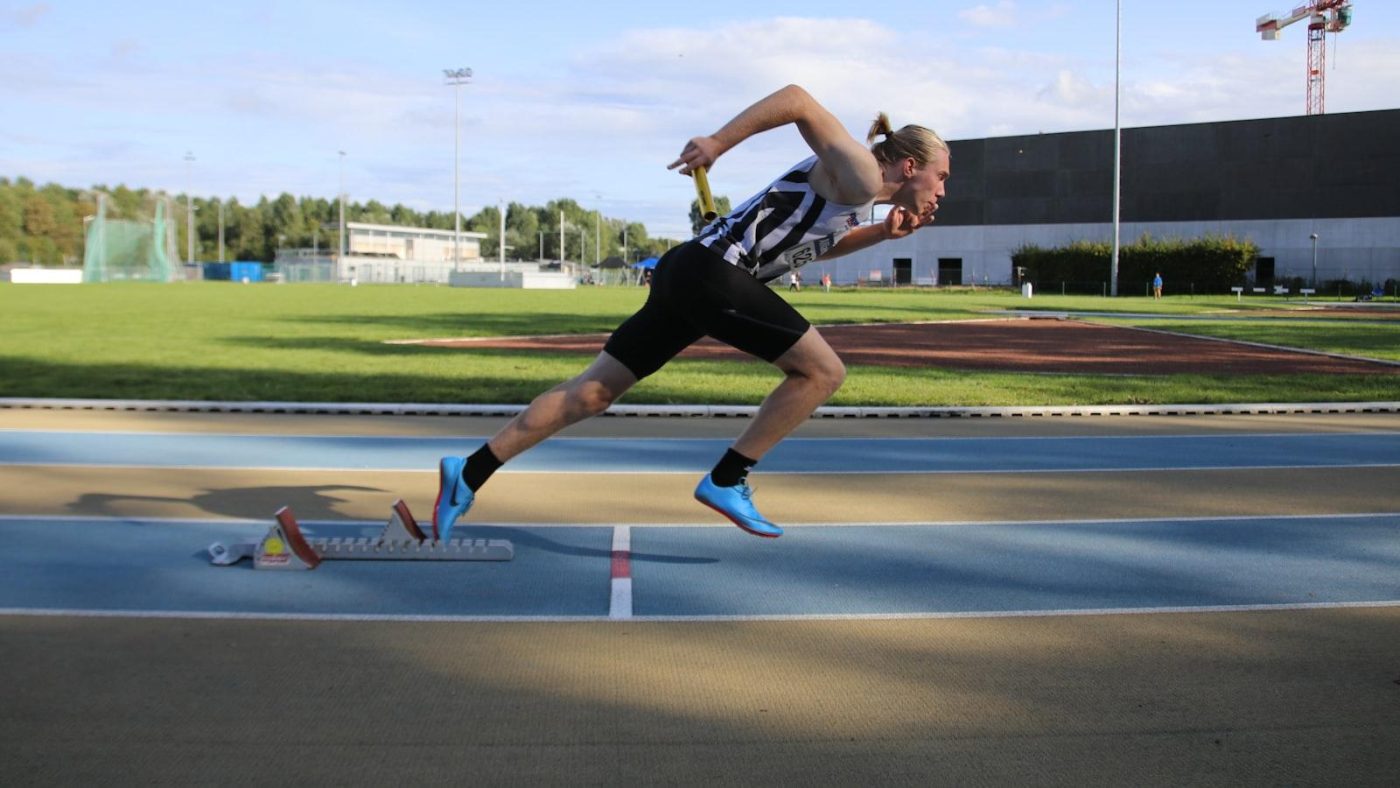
(338, 150, 346, 283)
(183, 151, 195, 269)
(444, 67, 472, 272)
(1110, 0, 1122, 297)
(217, 199, 225, 263)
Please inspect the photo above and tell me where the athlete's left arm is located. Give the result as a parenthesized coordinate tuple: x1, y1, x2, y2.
(820, 206, 932, 260)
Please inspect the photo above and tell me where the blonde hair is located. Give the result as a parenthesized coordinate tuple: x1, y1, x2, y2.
(866, 112, 948, 166)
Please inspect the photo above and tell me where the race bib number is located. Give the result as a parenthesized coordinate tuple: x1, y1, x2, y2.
(782, 234, 837, 269)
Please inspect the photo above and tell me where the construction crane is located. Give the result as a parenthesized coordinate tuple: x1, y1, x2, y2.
(1256, 1, 1354, 115)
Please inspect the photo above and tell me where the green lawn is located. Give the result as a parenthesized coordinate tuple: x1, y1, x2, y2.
(0, 283, 1394, 406)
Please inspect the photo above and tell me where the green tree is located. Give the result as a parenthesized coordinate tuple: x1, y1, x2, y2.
(0, 172, 686, 265)
(0, 185, 23, 257)
(270, 193, 305, 244)
(467, 204, 503, 257)
(505, 202, 539, 260)
(361, 199, 392, 225)
(41, 184, 82, 263)
(22, 194, 56, 239)
(689, 194, 732, 236)
(620, 221, 648, 262)
(108, 184, 144, 220)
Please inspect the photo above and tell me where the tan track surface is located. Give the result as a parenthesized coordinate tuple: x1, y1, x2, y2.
(2, 409, 1397, 784)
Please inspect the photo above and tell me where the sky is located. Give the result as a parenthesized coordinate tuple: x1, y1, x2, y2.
(3, 0, 1398, 240)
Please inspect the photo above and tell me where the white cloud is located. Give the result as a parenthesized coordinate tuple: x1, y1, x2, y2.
(959, 1, 1019, 28)
(1040, 69, 1103, 106)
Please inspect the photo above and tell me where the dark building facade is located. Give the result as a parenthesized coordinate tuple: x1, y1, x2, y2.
(831, 109, 1399, 290)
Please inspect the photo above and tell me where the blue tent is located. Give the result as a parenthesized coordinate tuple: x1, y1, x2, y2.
(632, 256, 659, 269)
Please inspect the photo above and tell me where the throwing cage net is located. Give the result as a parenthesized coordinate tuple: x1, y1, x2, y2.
(82, 192, 182, 282)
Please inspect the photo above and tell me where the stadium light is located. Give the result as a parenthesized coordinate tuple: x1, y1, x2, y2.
(444, 67, 472, 272)
(183, 151, 195, 269)
(1110, 0, 1122, 297)
(338, 150, 346, 283)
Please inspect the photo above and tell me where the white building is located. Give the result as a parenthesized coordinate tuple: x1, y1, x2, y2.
(274, 222, 489, 284)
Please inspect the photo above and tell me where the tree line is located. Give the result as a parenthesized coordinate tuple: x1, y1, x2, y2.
(0, 175, 716, 267)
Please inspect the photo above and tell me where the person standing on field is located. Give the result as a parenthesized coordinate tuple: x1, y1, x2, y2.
(433, 85, 948, 540)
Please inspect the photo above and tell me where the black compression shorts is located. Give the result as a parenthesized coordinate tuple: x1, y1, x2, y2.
(602, 242, 811, 380)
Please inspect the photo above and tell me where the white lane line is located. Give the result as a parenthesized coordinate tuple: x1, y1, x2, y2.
(609, 526, 633, 621)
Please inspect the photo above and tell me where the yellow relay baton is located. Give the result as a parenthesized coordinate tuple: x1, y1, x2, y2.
(692, 165, 718, 223)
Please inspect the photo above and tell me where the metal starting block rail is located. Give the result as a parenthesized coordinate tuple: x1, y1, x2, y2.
(208, 499, 513, 569)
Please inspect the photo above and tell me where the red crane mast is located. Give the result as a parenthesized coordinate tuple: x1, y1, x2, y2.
(1256, 1, 1354, 115)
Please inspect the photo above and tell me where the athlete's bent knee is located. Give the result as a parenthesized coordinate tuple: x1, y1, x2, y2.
(789, 356, 845, 399)
(568, 379, 619, 418)
(817, 359, 847, 399)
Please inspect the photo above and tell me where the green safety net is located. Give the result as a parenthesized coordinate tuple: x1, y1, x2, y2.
(82, 196, 181, 282)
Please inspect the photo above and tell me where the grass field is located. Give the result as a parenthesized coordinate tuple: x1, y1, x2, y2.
(1, 282, 1395, 406)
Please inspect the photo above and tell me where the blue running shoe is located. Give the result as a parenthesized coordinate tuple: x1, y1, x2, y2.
(433, 456, 475, 541)
(694, 473, 783, 538)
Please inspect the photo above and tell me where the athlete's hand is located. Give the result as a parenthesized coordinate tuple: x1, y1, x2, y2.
(882, 206, 934, 240)
(668, 136, 724, 175)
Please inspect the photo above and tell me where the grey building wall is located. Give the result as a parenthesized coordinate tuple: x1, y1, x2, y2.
(832, 110, 1400, 287)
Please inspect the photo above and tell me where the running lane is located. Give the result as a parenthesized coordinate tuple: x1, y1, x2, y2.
(1, 430, 1397, 473)
(0, 411, 1396, 621)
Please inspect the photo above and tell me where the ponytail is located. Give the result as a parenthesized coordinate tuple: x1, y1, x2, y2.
(867, 112, 948, 167)
(866, 112, 894, 144)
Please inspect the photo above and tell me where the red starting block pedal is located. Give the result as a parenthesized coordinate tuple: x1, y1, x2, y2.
(208, 500, 513, 569)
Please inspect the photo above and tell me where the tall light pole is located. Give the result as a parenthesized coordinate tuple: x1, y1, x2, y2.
(217, 199, 225, 263)
(338, 150, 346, 283)
(183, 151, 195, 268)
(1110, 0, 1122, 297)
(1310, 232, 1319, 288)
(444, 67, 472, 272)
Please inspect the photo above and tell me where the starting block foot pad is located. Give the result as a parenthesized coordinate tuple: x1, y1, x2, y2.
(208, 500, 513, 569)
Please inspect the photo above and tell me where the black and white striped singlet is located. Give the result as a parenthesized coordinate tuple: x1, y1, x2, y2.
(696, 156, 872, 283)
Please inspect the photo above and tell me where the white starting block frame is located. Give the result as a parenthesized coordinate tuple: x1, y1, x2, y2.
(208, 500, 513, 569)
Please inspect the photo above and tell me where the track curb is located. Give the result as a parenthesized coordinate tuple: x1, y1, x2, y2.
(2, 398, 1397, 419)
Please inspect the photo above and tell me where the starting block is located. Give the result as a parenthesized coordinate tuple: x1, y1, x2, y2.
(208, 500, 513, 569)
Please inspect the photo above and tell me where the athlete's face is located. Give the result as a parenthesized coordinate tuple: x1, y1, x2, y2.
(894, 151, 949, 222)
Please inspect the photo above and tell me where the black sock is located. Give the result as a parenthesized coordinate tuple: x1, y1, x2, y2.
(461, 444, 503, 492)
(710, 448, 757, 487)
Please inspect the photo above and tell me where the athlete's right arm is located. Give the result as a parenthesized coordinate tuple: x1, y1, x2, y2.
(668, 85, 882, 204)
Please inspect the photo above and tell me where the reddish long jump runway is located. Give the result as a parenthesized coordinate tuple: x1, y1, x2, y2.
(410, 319, 1399, 376)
